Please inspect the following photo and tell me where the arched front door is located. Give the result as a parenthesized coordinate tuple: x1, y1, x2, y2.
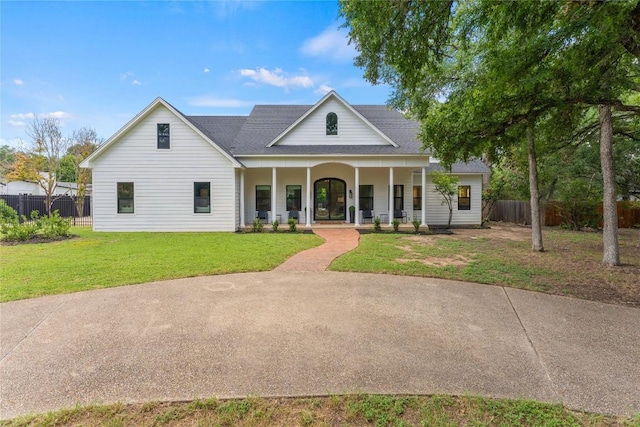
(314, 178, 346, 221)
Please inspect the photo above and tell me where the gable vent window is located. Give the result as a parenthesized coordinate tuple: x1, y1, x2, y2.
(157, 123, 170, 149)
(326, 112, 338, 135)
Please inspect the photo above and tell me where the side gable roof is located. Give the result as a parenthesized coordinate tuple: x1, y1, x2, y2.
(266, 90, 398, 148)
(80, 97, 244, 168)
(426, 159, 490, 174)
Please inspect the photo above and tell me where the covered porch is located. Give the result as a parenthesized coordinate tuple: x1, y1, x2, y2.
(237, 156, 430, 228)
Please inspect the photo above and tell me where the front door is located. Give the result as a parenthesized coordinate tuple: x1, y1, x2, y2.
(314, 178, 346, 221)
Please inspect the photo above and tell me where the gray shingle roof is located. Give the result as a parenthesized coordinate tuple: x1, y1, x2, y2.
(426, 159, 491, 174)
(185, 116, 247, 157)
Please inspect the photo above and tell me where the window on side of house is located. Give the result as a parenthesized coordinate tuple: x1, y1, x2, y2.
(326, 112, 338, 135)
(194, 182, 211, 213)
(458, 185, 471, 210)
(413, 186, 422, 210)
(359, 185, 373, 210)
(393, 184, 404, 210)
(117, 182, 134, 214)
(286, 185, 301, 211)
(256, 185, 271, 211)
(157, 123, 170, 149)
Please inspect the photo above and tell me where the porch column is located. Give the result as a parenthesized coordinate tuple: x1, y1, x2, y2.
(421, 166, 427, 227)
(354, 167, 360, 226)
(271, 167, 277, 224)
(389, 167, 394, 226)
(240, 169, 245, 227)
(306, 167, 311, 227)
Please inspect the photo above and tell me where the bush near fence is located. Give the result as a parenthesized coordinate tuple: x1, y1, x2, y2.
(0, 194, 92, 226)
(489, 200, 640, 228)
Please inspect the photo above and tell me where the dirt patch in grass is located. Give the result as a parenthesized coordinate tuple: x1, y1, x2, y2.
(454, 223, 640, 307)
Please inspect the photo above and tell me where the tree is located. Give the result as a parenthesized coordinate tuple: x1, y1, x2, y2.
(68, 128, 100, 218)
(24, 116, 69, 215)
(0, 145, 17, 180)
(431, 171, 458, 227)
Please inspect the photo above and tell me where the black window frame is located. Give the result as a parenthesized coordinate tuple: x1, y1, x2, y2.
(326, 112, 338, 135)
(394, 184, 404, 211)
(286, 185, 302, 211)
(458, 185, 471, 210)
(117, 182, 134, 214)
(413, 186, 422, 210)
(256, 185, 271, 212)
(194, 182, 211, 214)
(157, 123, 170, 149)
(359, 185, 374, 211)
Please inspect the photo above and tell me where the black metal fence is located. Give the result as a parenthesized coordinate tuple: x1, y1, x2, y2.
(0, 194, 92, 226)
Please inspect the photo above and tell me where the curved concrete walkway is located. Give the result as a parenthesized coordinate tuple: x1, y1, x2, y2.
(1, 271, 639, 419)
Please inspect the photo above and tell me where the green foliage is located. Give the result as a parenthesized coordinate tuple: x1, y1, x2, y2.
(412, 219, 421, 233)
(392, 218, 400, 232)
(0, 199, 18, 222)
(288, 217, 297, 232)
(431, 171, 458, 227)
(252, 218, 264, 233)
(38, 210, 72, 239)
(271, 220, 279, 231)
(373, 216, 381, 232)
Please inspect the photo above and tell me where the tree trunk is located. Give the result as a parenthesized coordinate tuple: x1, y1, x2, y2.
(599, 105, 620, 266)
(527, 122, 544, 252)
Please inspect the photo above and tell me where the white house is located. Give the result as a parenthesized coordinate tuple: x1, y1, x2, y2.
(81, 91, 489, 232)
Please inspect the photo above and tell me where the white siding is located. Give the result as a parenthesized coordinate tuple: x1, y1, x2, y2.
(425, 174, 483, 225)
(275, 98, 392, 146)
(91, 105, 237, 231)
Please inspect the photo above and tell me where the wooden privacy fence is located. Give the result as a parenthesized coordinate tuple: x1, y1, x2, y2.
(0, 194, 92, 226)
(488, 200, 640, 228)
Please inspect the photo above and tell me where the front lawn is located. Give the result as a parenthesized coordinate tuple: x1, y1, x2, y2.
(330, 224, 640, 307)
(0, 228, 321, 302)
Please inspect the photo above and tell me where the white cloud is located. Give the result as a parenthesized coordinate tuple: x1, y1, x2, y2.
(203, 68, 210, 73)
(238, 67, 314, 90)
(131, 80, 142, 85)
(314, 84, 334, 95)
(10, 113, 35, 120)
(8, 111, 73, 127)
(120, 71, 134, 80)
(8, 120, 27, 127)
(300, 26, 357, 62)
(13, 78, 24, 86)
(187, 96, 255, 108)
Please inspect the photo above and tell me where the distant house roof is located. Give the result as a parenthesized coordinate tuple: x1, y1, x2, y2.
(426, 158, 490, 174)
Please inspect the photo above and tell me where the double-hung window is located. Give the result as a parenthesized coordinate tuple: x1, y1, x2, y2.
(157, 123, 170, 149)
(458, 185, 471, 210)
(413, 186, 422, 210)
(194, 182, 211, 213)
(359, 185, 374, 210)
(256, 185, 271, 211)
(117, 182, 134, 213)
(393, 185, 404, 210)
(286, 185, 301, 211)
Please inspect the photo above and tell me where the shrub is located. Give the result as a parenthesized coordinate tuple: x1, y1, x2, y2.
(373, 217, 381, 232)
(272, 220, 279, 231)
(1, 211, 40, 241)
(252, 218, 264, 233)
(39, 210, 72, 239)
(412, 219, 421, 233)
(392, 219, 400, 232)
(0, 200, 18, 223)
(288, 217, 297, 232)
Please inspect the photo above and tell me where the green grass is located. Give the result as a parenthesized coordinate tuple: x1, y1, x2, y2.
(3, 394, 637, 427)
(0, 228, 321, 302)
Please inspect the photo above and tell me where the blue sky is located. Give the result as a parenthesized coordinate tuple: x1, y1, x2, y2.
(0, 0, 391, 149)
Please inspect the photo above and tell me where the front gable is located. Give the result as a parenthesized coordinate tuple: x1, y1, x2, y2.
(269, 91, 397, 147)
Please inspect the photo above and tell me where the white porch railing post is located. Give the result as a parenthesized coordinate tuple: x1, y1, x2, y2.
(306, 167, 311, 227)
(421, 166, 427, 227)
(240, 170, 245, 227)
(271, 167, 276, 224)
(389, 167, 394, 226)
(354, 167, 360, 226)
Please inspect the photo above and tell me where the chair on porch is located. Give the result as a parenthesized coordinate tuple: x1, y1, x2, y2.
(288, 210, 300, 223)
(394, 209, 407, 223)
(361, 209, 374, 224)
(257, 210, 269, 224)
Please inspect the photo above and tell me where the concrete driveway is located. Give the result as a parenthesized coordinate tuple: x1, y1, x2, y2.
(1, 271, 639, 419)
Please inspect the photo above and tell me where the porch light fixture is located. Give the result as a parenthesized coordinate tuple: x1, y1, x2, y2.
(349, 189, 353, 199)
